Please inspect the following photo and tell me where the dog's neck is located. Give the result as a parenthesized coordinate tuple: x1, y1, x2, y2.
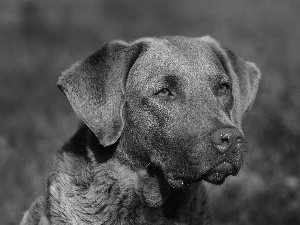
(47, 126, 211, 224)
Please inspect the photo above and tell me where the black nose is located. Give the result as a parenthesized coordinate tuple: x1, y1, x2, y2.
(211, 127, 244, 153)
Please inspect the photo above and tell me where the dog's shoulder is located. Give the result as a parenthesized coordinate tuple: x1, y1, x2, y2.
(20, 126, 91, 225)
(45, 125, 144, 224)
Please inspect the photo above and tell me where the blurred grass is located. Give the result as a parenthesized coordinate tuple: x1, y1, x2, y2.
(0, 0, 299, 224)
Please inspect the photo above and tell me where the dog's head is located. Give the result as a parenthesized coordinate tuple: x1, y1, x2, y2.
(58, 36, 260, 188)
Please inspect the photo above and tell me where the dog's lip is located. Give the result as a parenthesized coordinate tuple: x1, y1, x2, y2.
(201, 161, 240, 185)
(212, 161, 234, 173)
(166, 161, 239, 187)
(206, 160, 240, 176)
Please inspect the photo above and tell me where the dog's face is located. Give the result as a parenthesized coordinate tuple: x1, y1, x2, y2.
(58, 36, 261, 188)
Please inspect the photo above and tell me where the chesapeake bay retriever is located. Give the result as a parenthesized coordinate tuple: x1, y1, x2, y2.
(21, 36, 261, 225)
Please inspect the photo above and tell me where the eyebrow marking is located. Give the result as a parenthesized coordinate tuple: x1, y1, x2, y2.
(165, 75, 179, 87)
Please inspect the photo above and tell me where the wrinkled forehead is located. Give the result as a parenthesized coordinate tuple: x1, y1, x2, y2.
(127, 37, 224, 90)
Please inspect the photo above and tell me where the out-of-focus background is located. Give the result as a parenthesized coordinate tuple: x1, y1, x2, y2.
(0, 0, 299, 224)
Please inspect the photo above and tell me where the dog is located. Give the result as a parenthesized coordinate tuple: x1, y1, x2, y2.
(21, 36, 261, 225)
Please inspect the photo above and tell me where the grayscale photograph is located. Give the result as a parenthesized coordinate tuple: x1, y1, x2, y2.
(0, 1, 299, 224)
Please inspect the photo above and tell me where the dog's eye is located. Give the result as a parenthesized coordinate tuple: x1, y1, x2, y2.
(155, 88, 173, 97)
(218, 79, 231, 93)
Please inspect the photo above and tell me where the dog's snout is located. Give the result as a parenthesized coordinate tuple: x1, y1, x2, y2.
(211, 127, 244, 154)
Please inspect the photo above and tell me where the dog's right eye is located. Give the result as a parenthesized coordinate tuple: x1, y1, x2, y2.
(154, 88, 173, 97)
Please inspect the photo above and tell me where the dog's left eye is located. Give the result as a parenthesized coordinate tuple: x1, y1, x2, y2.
(218, 79, 231, 93)
(155, 88, 173, 97)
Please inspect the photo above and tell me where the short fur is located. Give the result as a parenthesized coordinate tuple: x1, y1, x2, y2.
(21, 36, 261, 225)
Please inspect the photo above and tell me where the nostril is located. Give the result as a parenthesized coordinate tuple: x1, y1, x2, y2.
(221, 136, 230, 146)
(217, 135, 232, 152)
(218, 137, 231, 151)
(211, 134, 232, 154)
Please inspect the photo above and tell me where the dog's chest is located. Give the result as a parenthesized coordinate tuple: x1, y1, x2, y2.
(47, 154, 209, 225)
(47, 158, 162, 224)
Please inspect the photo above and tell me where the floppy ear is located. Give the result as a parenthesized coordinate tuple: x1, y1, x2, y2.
(202, 36, 261, 127)
(57, 40, 144, 146)
(226, 49, 261, 127)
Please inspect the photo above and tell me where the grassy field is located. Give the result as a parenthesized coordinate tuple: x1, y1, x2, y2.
(0, 0, 299, 224)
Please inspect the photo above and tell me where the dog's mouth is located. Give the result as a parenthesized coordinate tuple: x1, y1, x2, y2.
(202, 161, 239, 185)
(166, 160, 241, 188)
